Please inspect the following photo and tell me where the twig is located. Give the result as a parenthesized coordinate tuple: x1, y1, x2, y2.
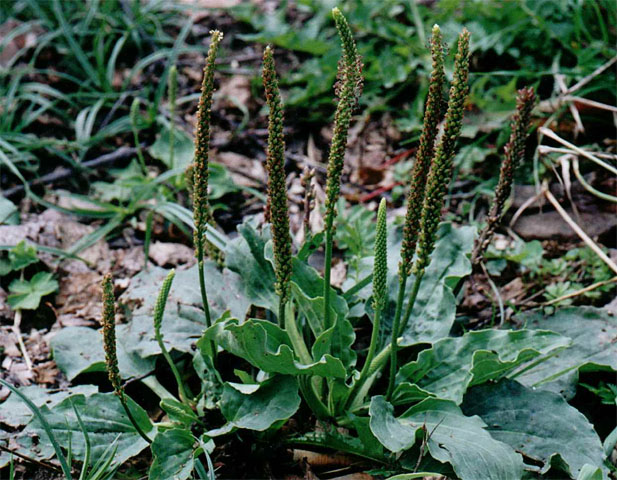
(543, 183, 617, 274)
(538, 145, 617, 160)
(564, 55, 617, 95)
(3, 147, 139, 198)
(509, 190, 544, 228)
(539, 127, 617, 176)
(0, 444, 63, 474)
(565, 96, 617, 113)
(480, 262, 505, 326)
(572, 157, 617, 203)
(542, 276, 617, 306)
(12, 310, 32, 371)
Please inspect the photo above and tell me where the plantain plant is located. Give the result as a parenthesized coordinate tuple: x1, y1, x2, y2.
(3, 10, 612, 480)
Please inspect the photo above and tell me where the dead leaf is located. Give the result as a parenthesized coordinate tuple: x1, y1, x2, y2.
(215, 75, 252, 110)
(148, 241, 196, 267)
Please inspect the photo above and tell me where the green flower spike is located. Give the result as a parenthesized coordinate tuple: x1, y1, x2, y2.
(323, 7, 363, 329)
(413, 28, 471, 277)
(101, 274, 152, 443)
(345, 198, 388, 409)
(399, 25, 445, 278)
(193, 30, 223, 330)
(388, 25, 446, 400)
(262, 46, 293, 323)
(472, 86, 536, 265)
(101, 273, 122, 396)
(394, 28, 471, 349)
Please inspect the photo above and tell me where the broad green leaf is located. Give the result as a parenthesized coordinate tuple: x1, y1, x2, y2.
(355, 223, 474, 345)
(462, 379, 607, 479)
(225, 220, 278, 311)
(149, 428, 196, 480)
(220, 375, 300, 431)
(50, 326, 154, 381)
(0, 385, 97, 428)
(118, 263, 250, 357)
(148, 126, 194, 170)
(160, 398, 198, 427)
(369, 396, 523, 480)
(7, 271, 58, 310)
(577, 465, 604, 480)
(204, 317, 346, 378)
(20, 393, 153, 465)
(227, 220, 349, 323)
(400, 224, 475, 345)
(193, 338, 223, 414)
(394, 329, 569, 404)
(513, 307, 617, 397)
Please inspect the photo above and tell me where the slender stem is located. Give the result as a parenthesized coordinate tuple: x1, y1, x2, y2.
(284, 302, 312, 365)
(386, 274, 408, 400)
(284, 303, 331, 419)
(299, 377, 331, 420)
(344, 308, 382, 410)
(156, 335, 192, 405)
(278, 299, 285, 329)
(323, 227, 334, 329)
(346, 344, 392, 412)
(399, 273, 424, 339)
(141, 376, 175, 400)
(197, 258, 212, 328)
(119, 393, 152, 444)
(130, 99, 147, 175)
(197, 256, 216, 362)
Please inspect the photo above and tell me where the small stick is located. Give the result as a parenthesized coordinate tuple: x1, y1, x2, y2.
(539, 127, 617, 176)
(564, 55, 617, 95)
(543, 184, 617, 274)
(12, 310, 33, 371)
(541, 276, 617, 306)
(2, 147, 138, 198)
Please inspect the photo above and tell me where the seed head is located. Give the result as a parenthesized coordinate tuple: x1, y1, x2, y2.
(324, 8, 364, 229)
(262, 46, 293, 303)
(372, 198, 388, 311)
(400, 25, 445, 277)
(472, 87, 536, 264)
(193, 31, 223, 259)
(101, 274, 122, 395)
(413, 28, 470, 276)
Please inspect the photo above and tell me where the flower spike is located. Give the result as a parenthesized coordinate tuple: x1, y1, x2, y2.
(372, 198, 388, 311)
(262, 46, 293, 310)
(323, 7, 364, 328)
(399, 25, 445, 278)
(472, 86, 536, 265)
(413, 28, 471, 277)
(193, 30, 223, 329)
(101, 273, 122, 396)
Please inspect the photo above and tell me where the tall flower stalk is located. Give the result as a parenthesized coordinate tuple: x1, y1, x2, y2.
(323, 7, 363, 329)
(262, 46, 293, 326)
(387, 25, 445, 399)
(193, 30, 223, 331)
(101, 274, 152, 443)
(399, 28, 471, 336)
(346, 198, 387, 408)
(471, 86, 536, 265)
